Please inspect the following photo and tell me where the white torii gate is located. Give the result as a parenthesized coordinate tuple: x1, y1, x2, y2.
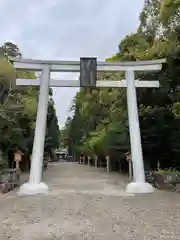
(10, 57, 165, 195)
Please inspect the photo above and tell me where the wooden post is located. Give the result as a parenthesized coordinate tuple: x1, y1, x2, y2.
(119, 161, 122, 173)
(125, 152, 133, 181)
(157, 161, 161, 171)
(88, 156, 91, 166)
(14, 159, 20, 169)
(106, 156, 110, 173)
(95, 155, 98, 168)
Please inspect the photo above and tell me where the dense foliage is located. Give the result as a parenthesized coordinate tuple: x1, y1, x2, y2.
(62, 0, 180, 170)
(0, 42, 60, 167)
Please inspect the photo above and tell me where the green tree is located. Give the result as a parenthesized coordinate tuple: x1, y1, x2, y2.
(62, 0, 180, 171)
(0, 42, 60, 168)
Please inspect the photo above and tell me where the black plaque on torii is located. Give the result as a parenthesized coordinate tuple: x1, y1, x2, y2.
(80, 57, 97, 87)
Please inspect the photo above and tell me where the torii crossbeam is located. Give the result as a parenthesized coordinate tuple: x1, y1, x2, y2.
(10, 57, 166, 195)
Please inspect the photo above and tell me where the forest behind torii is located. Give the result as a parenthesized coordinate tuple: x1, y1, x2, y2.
(61, 0, 180, 170)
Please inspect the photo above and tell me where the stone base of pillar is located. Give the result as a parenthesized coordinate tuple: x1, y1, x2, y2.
(17, 182, 48, 196)
(126, 182, 154, 194)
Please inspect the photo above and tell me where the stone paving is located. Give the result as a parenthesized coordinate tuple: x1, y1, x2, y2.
(0, 162, 180, 239)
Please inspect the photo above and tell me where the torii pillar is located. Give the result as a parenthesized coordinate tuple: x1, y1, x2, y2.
(18, 65, 50, 195)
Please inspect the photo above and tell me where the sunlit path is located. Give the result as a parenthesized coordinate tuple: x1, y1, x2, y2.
(0, 162, 180, 239)
(43, 162, 132, 198)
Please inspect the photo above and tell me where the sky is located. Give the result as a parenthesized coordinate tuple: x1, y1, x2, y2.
(0, 0, 144, 128)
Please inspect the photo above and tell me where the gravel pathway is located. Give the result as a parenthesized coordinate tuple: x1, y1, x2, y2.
(0, 162, 180, 239)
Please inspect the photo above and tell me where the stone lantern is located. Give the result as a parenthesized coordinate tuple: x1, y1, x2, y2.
(14, 148, 24, 169)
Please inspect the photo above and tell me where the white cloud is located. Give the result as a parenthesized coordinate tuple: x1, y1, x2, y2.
(0, 0, 144, 127)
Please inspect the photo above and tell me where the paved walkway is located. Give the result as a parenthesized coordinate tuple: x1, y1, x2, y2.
(0, 162, 180, 239)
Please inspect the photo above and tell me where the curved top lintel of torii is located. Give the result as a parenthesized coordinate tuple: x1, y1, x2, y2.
(8, 56, 166, 66)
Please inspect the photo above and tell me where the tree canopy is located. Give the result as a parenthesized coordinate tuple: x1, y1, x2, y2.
(0, 42, 60, 165)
